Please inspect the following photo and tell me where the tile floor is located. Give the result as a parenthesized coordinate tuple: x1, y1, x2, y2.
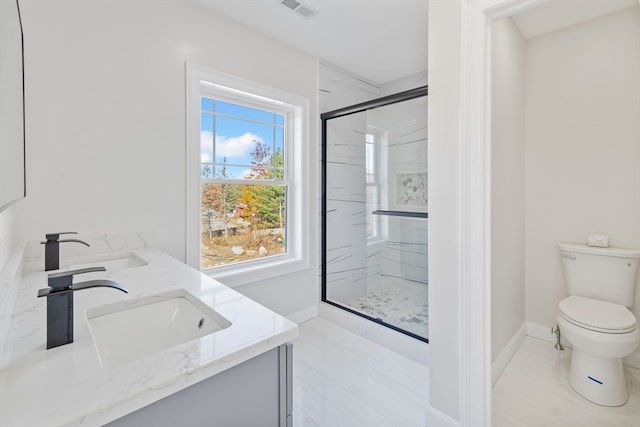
(293, 319, 640, 427)
(493, 336, 640, 427)
(292, 317, 429, 427)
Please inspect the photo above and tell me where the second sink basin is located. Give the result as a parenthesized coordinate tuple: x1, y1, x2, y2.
(86, 289, 231, 368)
(64, 251, 148, 273)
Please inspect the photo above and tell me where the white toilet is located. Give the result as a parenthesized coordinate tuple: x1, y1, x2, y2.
(556, 242, 640, 406)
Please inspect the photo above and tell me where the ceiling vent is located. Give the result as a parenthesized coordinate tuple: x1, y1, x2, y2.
(280, 0, 315, 18)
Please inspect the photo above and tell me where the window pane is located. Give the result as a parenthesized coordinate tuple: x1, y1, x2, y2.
(216, 101, 276, 124)
(201, 164, 214, 178)
(201, 183, 287, 269)
(201, 97, 214, 112)
(201, 113, 214, 164)
(365, 142, 374, 177)
(366, 185, 378, 238)
(274, 127, 284, 162)
(197, 92, 293, 272)
(214, 116, 275, 165)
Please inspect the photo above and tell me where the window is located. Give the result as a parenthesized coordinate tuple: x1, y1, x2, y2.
(365, 127, 387, 242)
(200, 98, 287, 268)
(365, 131, 378, 239)
(186, 64, 309, 284)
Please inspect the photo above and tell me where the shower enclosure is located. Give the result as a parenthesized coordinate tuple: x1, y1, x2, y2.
(321, 86, 428, 341)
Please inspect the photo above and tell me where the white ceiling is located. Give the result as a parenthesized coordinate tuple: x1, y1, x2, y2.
(512, 0, 638, 39)
(191, 0, 638, 84)
(191, 0, 428, 85)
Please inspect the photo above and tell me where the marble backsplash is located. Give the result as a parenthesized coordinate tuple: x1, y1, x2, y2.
(24, 231, 154, 264)
(0, 246, 23, 359)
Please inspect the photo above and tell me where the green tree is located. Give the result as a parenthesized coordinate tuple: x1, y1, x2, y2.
(252, 185, 285, 228)
(241, 142, 285, 229)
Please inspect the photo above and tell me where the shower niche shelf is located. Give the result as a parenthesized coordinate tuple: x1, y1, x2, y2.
(372, 210, 428, 219)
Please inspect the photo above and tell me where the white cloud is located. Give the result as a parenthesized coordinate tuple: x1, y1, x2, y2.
(200, 131, 264, 163)
(200, 131, 213, 163)
(240, 168, 254, 178)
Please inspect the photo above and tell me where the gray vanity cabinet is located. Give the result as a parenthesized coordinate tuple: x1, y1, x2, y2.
(108, 343, 293, 427)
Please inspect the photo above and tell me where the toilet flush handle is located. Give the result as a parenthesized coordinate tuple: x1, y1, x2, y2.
(561, 253, 576, 260)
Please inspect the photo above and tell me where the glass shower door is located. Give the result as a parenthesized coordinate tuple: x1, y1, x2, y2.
(321, 87, 428, 341)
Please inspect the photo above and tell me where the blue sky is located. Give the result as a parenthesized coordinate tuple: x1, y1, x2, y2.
(200, 98, 284, 179)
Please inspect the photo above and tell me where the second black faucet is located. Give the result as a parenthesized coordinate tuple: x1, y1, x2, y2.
(41, 232, 90, 271)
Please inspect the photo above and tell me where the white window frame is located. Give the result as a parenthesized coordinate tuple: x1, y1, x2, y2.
(186, 63, 310, 287)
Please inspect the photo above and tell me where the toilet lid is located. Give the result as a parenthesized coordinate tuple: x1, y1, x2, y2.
(559, 296, 637, 333)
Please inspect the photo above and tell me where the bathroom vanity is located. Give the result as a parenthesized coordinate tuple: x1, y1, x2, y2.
(108, 343, 293, 427)
(0, 237, 298, 426)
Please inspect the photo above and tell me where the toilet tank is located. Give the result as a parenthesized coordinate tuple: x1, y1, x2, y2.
(558, 243, 640, 307)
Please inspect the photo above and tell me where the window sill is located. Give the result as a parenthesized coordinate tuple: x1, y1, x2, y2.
(202, 254, 309, 288)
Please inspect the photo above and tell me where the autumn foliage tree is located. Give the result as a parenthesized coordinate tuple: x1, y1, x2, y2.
(240, 140, 285, 229)
(201, 158, 240, 238)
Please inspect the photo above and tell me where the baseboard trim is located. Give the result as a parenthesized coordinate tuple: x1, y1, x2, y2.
(526, 321, 555, 344)
(425, 406, 460, 427)
(285, 304, 318, 324)
(492, 323, 526, 384)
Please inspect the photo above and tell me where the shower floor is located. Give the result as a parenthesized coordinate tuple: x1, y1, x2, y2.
(346, 276, 428, 339)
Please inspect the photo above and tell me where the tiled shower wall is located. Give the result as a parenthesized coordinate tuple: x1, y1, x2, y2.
(373, 96, 427, 285)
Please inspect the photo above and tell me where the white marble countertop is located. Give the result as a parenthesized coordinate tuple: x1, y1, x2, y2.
(0, 246, 299, 426)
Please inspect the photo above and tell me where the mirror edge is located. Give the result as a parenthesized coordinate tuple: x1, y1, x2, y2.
(0, 0, 26, 214)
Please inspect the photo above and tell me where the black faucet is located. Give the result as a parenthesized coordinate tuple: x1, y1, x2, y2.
(41, 232, 90, 271)
(37, 267, 128, 349)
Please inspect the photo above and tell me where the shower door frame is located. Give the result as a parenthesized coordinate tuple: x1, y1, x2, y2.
(320, 85, 428, 343)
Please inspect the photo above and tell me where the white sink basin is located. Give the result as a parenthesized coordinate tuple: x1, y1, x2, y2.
(86, 289, 231, 368)
(63, 251, 148, 273)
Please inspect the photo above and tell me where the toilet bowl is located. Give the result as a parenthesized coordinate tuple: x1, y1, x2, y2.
(557, 295, 640, 406)
(556, 242, 640, 406)
(556, 243, 640, 406)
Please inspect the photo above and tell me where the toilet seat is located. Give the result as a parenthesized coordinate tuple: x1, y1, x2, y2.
(559, 296, 637, 334)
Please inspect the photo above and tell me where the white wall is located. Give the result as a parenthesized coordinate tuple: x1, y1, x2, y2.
(0, 207, 15, 272)
(490, 17, 526, 363)
(524, 6, 640, 332)
(14, 0, 319, 318)
(427, 0, 461, 423)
